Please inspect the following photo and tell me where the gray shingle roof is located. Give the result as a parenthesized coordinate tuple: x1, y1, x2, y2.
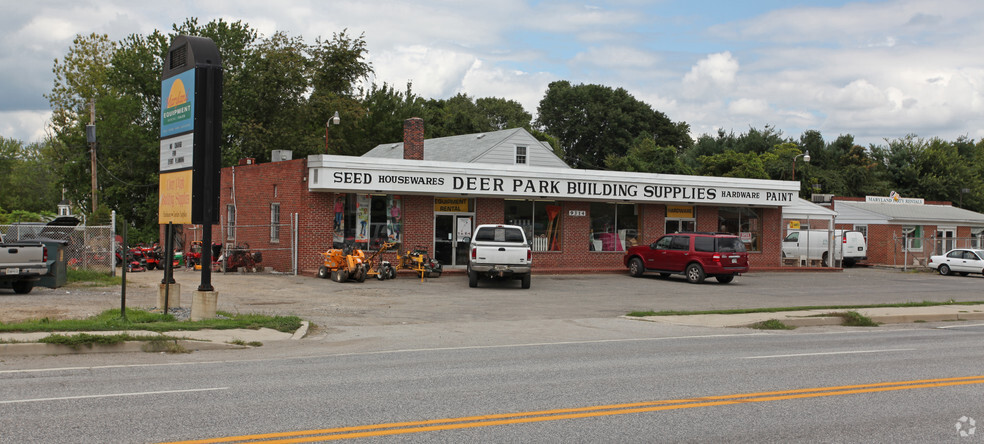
(835, 200, 984, 224)
(363, 128, 539, 162)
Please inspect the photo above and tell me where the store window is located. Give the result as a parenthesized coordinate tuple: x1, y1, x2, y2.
(853, 224, 867, 240)
(270, 203, 280, 243)
(589, 203, 638, 252)
(505, 200, 562, 251)
(333, 194, 403, 250)
(718, 207, 762, 252)
(226, 204, 236, 241)
(903, 225, 922, 251)
(972, 228, 984, 249)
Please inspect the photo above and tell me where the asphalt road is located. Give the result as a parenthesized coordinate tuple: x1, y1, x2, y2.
(2, 267, 983, 442)
(2, 322, 982, 443)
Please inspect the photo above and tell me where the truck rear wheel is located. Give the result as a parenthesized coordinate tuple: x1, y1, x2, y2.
(520, 273, 531, 289)
(468, 270, 478, 288)
(685, 263, 705, 284)
(11, 281, 33, 294)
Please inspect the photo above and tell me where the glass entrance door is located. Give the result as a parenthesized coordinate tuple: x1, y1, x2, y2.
(936, 228, 955, 254)
(665, 219, 696, 234)
(435, 214, 473, 266)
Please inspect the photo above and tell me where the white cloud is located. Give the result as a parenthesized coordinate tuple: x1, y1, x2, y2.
(0, 110, 52, 144)
(728, 98, 769, 116)
(681, 52, 739, 99)
(370, 45, 477, 99)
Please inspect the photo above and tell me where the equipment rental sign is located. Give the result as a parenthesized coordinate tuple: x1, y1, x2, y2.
(311, 167, 798, 206)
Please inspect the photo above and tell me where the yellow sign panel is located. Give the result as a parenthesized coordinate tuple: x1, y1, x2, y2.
(667, 205, 694, 218)
(159, 170, 193, 224)
(789, 221, 801, 229)
(435, 197, 469, 212)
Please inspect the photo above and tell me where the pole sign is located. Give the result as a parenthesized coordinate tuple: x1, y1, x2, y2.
(159, 35, 222, 225)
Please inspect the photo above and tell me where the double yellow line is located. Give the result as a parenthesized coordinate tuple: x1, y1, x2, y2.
(165, 375, 984, 443)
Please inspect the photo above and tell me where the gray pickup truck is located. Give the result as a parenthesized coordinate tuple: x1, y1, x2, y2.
(467, 224, 532, 289)
(0, 233, 48, 294)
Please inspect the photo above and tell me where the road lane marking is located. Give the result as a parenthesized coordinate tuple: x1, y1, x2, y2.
(161, 375, 984, 443)
(0, 387, 228, 404)
(936, 323, 984, 329)
(742, 348, 916, 359)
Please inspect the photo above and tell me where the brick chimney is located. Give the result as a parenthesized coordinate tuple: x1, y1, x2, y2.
(403, 117, 424, 160)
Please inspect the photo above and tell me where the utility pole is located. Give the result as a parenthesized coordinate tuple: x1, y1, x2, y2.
(87, 99, 98, 213)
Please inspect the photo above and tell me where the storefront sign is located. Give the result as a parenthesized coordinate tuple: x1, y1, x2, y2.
(865, 193, 924, 205)
(435, 197, 470, 212)
(158, 170, 193, 224)
(568, 210, 586, 217)
(667, 205, 694, 218)
(789, 220, 801, 229)
(309, 157, 800, 207)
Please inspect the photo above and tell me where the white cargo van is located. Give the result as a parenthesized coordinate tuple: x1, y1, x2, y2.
(782, 230, 867, 267)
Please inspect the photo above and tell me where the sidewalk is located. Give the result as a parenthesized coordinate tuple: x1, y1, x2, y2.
(630, 304, 984, 328)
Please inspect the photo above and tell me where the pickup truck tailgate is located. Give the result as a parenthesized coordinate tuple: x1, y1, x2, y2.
(473, 242, 530, 264)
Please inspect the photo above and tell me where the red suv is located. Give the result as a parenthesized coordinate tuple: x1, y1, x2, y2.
(623, 232, 749, 284)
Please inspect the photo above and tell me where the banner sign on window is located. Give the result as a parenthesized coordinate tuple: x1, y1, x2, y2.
(356, 195, 371, 243)
(387, 195, 402, 243)
(667, 205, 694, 218)
(333, 195, 345, 245)
(435, 197, 469, 212)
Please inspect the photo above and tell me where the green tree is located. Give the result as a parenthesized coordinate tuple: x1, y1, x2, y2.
(352, 82, 426, 153)
(605, 133, 693, 175)
(0, 137, 61, 214)
(880, 135, 979, 205)
(536, 81, 692, 169)
(697, 151, 769, 179)
(476, 97, 532, 131)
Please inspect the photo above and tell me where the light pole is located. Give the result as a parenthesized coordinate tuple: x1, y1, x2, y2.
(325, 111, 340, 153)
(792, 150, 810, 181)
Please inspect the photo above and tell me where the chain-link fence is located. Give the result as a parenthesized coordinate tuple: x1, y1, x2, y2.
(888, 235, 984, 270)
(1, 223, 116, 273)
(217, 216, 297, 273)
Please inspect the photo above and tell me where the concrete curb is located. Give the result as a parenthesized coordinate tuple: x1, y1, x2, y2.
(0, 322, 309, 356)
(629, 305, 984, 329)
(290, 321, 310, 340)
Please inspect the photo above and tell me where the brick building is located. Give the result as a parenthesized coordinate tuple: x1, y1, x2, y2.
(830, 196, 984, 267)
(178, 118, 802, 274)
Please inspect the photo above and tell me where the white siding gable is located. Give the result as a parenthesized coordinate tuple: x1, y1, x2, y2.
(472, 130, 568, 168)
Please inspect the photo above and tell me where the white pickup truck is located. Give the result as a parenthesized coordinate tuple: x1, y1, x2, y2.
(0, 233, 48, 294)
(467, 224, 532, 289)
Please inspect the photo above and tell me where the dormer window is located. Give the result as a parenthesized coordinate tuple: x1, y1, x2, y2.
(515, 146, 527, 165)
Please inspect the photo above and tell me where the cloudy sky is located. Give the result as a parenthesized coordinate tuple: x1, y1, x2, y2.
(3, 0, 983, 147)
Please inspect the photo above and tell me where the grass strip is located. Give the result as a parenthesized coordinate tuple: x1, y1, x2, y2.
(66, 268, 121, 286)
(0, 309, 302, 333)
(39, 333, 187, 348)
(749, 319, 796, 330)
(626, 300, 984, 317)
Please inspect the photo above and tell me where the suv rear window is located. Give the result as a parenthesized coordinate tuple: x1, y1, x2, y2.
(475, 227, 525, 243)
(717, 237, 746, 253)
(694, 236, 714, 252)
